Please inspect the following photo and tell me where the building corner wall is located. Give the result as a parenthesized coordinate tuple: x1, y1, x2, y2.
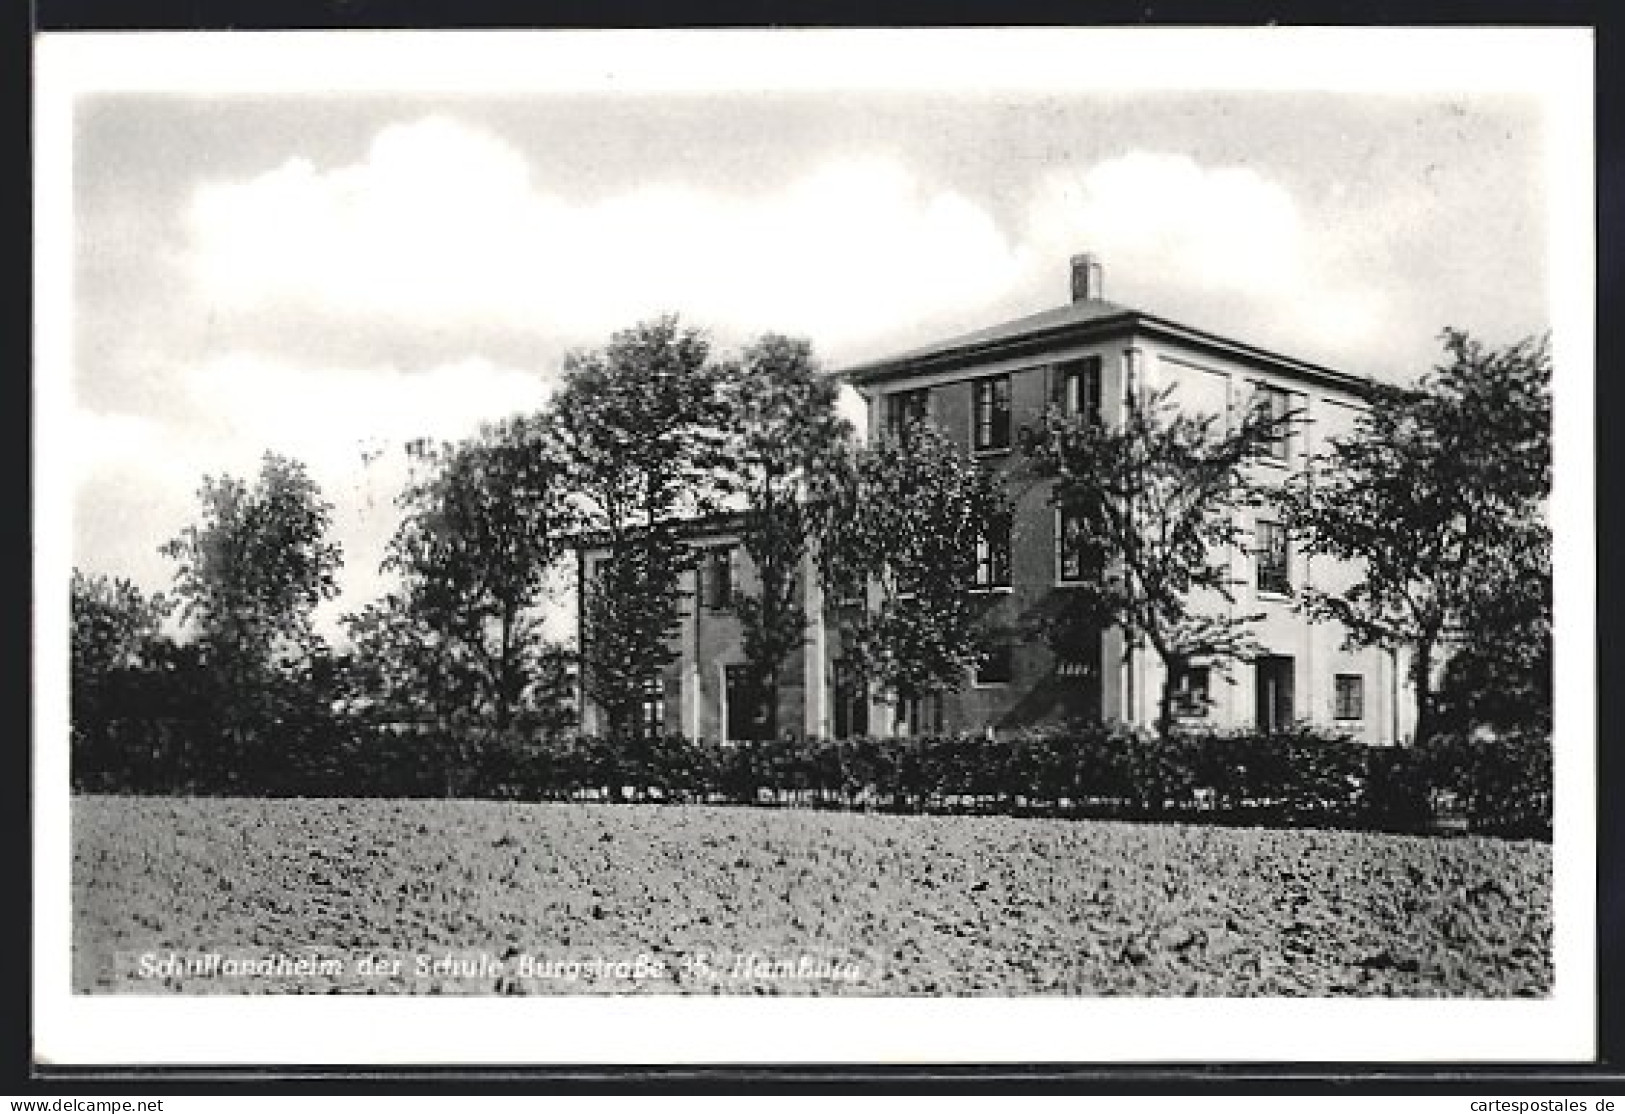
(680, 565, 702, 739)
(802, 550, 828, 739)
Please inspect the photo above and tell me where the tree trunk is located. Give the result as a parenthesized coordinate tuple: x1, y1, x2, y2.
(1412, 637, 1436, 744)
(1149, 635, 1176, 741)
(761, 663, 779, 740)
(1156, 673, 1176, 742)
(494, 613, 514, 734)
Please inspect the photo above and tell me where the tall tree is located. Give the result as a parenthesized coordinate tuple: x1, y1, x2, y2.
(719, 334, 853, 738)
(376, 415, 575, 732)
(160, 451, 342, 668)
(347, 594, 578, 736)
(70, 569, 171, 681)
(158, 452, 343, 773)
(1434, 571, 1552, 735)
(1021, 386, 1289, 739)
(1279, 329, 1551, 741)
(343, 590, 481, 723)
(70, 569, 173, 728)
(550, 317, 731, 737)
(822, 419, 1009, 729)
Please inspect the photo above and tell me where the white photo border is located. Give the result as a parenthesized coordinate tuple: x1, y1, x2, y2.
(33, 27, 1597, 1066)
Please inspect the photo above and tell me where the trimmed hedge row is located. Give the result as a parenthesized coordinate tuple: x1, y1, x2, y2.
(72, 719, 1551, 839)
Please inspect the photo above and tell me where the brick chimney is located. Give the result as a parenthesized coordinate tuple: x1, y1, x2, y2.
(1070, 253, 1104, 303)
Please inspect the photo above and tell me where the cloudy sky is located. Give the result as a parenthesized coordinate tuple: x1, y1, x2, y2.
(45, 31, 1574, 641)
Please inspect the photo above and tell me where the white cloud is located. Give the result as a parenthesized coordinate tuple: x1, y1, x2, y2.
(186, 116, 1027, 361)
(1031, 153, 1304, 294)
(71, 409, 201, 598)
(72, 409, 167, 475)
(183, 124, 1407, 373)
(183, 352, 557, 623)
(90, 138, 1422, 628)
(1026, 152, 1389, 360)
(75, 352, 556, 632)
(178, 351, 553, 474)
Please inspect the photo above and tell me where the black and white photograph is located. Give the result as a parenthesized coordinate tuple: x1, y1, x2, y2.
(34, 28, 1595, 1064)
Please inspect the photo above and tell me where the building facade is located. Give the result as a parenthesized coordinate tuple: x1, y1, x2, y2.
(577, 256, 1414, 745)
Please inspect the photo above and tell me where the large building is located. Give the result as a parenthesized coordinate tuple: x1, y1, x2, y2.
(576, 256, 1414, 745)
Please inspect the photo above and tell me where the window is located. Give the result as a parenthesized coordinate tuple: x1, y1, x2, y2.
(1334, 674, 1365, 721)
(1254, 383, 1293, 462)
(1052, 356, 1103, 423)
(896, 692, 943, 736)
(973, 374, 1012, 451)
(1256, 520, 1291, 595)
(1254, 655, 1295, 733)
(973, 512, 1012, 590)
(639, 675, 665, 739)
(884, 388, 931, 440)
(703, 546, 734, 610)
(976, 642, 1014, 686)
(1171, 666, 1211, 718)
(1058, 507, 1091, 583)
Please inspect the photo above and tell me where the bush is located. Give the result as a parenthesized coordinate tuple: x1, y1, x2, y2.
(71, 714, 1550, 839)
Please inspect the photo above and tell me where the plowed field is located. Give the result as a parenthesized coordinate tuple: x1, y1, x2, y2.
(72, 796, 1551, 996)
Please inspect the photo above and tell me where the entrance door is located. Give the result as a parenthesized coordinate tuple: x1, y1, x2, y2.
(725, 665, 772, 741)
(1254, 655, 1295, 733)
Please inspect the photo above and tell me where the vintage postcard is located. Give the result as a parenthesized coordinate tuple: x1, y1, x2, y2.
(33, 27, 1596, 1065)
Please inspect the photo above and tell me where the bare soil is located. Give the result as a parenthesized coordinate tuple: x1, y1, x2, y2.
(71, 795, 1552, 996)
